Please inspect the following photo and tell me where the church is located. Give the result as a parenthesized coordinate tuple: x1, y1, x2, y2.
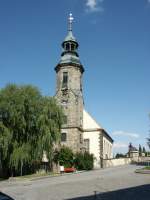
(55, 14, 113, 168)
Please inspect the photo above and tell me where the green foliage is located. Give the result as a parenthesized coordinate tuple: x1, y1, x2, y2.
(142, 147, 146, 154)
(145, 151, 150, 157)
(54, 146, 74, 168)
(0, 84, 63, 176)
(0, 122, 12, 160)
(147, 137, 150, 149)
(115, 153, 126, 158)
(74, 152, 94, 170)
(139, 144, 142, 156)
(54, 147, 94, 170)
(144, 166, 150, 170)
(10, 144, 31, 170)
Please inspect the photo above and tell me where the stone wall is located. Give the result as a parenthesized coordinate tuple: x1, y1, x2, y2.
(138, 156, 150, 162)
(103, 158, 132, 168)
(61, 127, 82, 152)
(103, 156, 150, 168)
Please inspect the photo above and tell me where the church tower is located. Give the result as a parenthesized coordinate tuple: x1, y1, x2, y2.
(55, 14, 84, 152)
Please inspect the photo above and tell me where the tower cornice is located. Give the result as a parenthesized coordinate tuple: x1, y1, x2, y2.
(55, 62, 84, 73)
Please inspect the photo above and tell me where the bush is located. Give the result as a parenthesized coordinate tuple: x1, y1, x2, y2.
(74, 152, 94, 170)
(54, 146, 74, 168)
(54, 147, 94, 170)
(115, 153, 126, 159)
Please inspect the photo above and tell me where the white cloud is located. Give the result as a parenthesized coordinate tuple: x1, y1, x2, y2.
(148, 0, 150, 3)
(113, 142, 128, 149)
(85, 0, 104, 13)
(112, 131, 140, 139)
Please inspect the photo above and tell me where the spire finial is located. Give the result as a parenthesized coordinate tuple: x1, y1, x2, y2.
(68, 13, 74, 31)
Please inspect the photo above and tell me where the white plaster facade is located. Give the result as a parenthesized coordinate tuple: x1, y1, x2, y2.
(103, 137, 113, 159)
(83, 110, 113, 168)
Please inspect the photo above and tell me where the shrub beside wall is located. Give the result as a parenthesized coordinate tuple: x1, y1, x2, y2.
(74, 152, 94, 170)
(54, 146, 94, 170)
(54, 146, 74, 168)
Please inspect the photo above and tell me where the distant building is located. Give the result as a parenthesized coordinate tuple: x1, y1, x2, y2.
(128, 143, 139, 158)
(55, 14, 113, 168)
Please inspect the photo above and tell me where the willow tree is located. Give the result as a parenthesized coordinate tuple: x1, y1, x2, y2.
(0, 84, 63, 176)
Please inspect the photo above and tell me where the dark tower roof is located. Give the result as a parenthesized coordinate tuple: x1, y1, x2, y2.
(55, 13, 84, 73)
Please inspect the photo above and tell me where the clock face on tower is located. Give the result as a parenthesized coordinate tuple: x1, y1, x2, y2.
(61, 99, 68, 105)
(61, 88, 68, 96)
(61, 89, 69, 101)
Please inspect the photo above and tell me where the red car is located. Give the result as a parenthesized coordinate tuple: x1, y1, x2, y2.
(64, 167, 76, 173)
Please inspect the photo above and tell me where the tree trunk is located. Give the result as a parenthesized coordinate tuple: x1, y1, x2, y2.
(20, 161, 23, 176)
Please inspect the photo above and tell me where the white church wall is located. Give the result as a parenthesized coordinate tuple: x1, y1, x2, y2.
(83, 109, 113, 168)
(83, 131, 100, 169)
(103, 137, 113, 159)
(83, 110, 102, 130)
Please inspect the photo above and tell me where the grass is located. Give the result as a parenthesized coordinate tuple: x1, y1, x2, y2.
(0, 171, 78, 181)
(22, 172, 55, 178)
(143, 166, 150, 170)
(0, 171, 60, 181)
(9, 171, 59, 180)
(0, 177, 7, 181)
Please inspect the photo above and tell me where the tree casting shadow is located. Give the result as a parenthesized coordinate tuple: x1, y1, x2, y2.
(67, 184, 150, 200)
(0, 192, 15, 200)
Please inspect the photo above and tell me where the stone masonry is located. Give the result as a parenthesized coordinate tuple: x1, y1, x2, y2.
(55, 64, 84, 152)
(54, 14, 84, 152)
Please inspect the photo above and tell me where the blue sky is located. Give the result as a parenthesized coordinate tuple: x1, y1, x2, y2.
(0, 0, 150, 154)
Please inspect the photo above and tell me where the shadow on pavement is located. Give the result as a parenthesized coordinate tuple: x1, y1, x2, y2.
(0, 192, 15, 200)
(67, 184, 150, 200)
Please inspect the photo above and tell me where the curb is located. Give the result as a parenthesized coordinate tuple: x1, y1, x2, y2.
(30, 170, 86, 181)
(135, 169, 150, 174)
(6, 170, 87, 182)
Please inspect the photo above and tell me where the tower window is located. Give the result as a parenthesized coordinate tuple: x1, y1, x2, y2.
(80, 134, 83, 144)
(84, 139, 89, 152)
(61, 132, 67, 142)
(66, 43, 70, 51)
(62, 72, 68, 88)
(71, 44, 75, 51)
(80, 75, 82, 91)
(63, 115, 67, 124)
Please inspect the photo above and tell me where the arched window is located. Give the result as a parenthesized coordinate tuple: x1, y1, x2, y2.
(62, 72, 68, 88)
(61, 133, 67, 142)
(84, 139, 89, 152)
(71, 43, 75, 51)
(65, 43, 70, 51)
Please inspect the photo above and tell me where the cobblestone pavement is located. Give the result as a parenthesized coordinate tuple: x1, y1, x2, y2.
(0, 165, 150, 200)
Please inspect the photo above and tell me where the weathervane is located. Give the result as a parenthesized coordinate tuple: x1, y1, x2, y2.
(68, 13, 74, 31)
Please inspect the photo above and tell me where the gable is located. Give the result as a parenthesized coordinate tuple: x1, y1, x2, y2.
(83, 109, 103, 130)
